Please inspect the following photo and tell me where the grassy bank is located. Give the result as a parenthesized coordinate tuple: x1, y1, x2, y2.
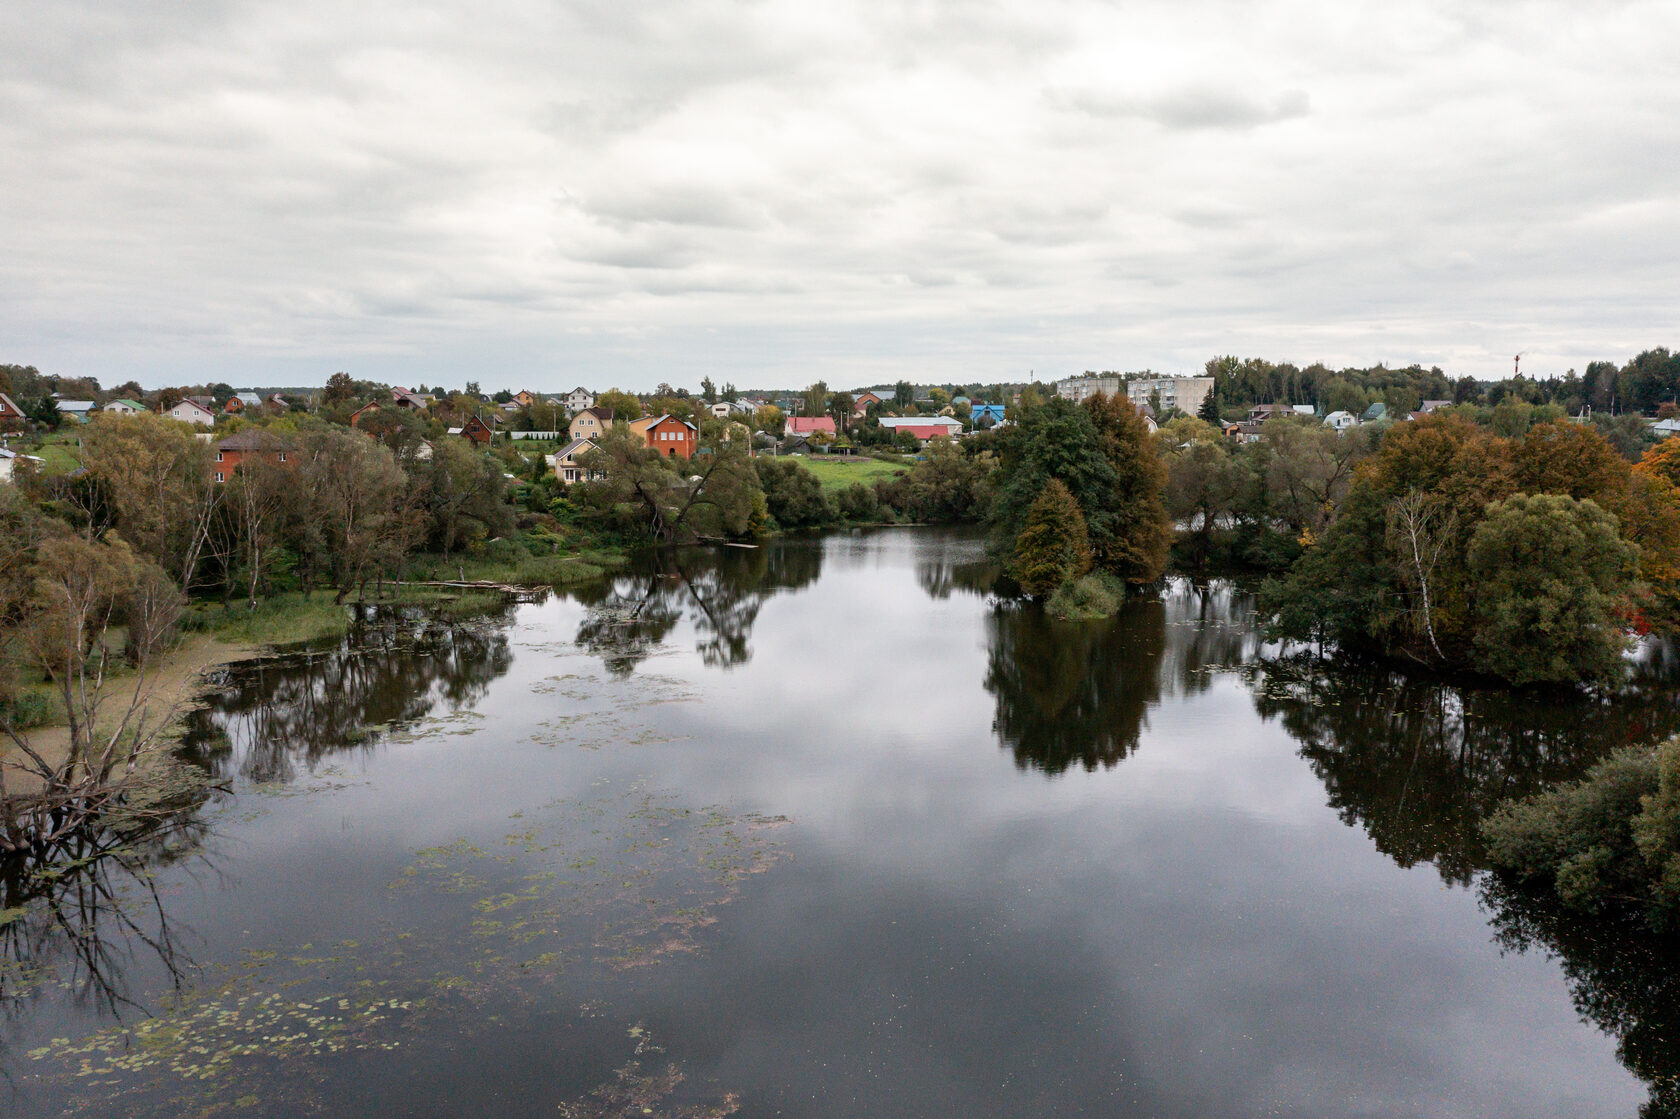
(791, 455, 908, 494)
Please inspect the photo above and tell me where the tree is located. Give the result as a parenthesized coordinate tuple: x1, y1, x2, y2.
(323, 372, 356, 405)
(753, 404, 785, 436)
(298, 428, 419, 603)
(1012, 479, 1091, 596)
(1386, 489, 1453, 659)
(1197, 391, 1222, 424)
(803, 381, 828, 419)
(3, 535, 188, 853)
(26, 395, 61, 429)
(755, 458, 834, 529)
(596, 389, 643, 421)
(829, 392, 854, 431)
(1162, 434, 1246, 566)
(894, 381, 913, 408)
(583, 424, 764, 542)
(81, 413, 220, 591)
(1082, 392, 1171, 583)
(1466, 493, 1637, 685)
(700, 377, 717, 404)
(417, 439, 512, 553)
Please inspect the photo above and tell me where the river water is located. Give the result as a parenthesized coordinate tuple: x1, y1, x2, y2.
(5, 528, 1680, 1117)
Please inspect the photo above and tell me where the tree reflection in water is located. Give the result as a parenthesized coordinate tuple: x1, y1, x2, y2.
(1482, 877, 1680, 1119)
(985, 597, 1166, 774)
(1, 797, 212, 1062)
(181, 604, 516, 784)
(571, 542, 823, 675)
(984, 579, 1257, 775)
(1251, 652, 1680, 885)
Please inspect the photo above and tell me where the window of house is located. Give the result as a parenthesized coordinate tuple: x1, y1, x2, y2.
(216, 451, 224, 461)
(214, 472, 224, 483)
(278, 452, 287, 462)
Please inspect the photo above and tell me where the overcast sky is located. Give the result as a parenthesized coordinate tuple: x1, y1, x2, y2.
(3, 1, 1676, 392)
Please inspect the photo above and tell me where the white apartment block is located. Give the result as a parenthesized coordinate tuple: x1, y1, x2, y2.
(1055, 374, 1215, 416)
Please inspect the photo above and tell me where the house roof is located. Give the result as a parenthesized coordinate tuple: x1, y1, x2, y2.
(787, 416, 837, 435)
(108, 399, 145, 411)
(879, 415, 960, 430)
(555, 436, 597, 458)
(568, 386, 592, 395)
(0, 392, 21, 414)
(216, 429, 290, 451)
(234, 392, 263, 405)
(173, 399, 215, 416)
(576, 406, 614, 422)
(895, 425, 956, 441)
(57, 400, 94, 412)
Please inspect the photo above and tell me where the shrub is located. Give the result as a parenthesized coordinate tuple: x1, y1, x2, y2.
(1047, 573, 1124, 620)
(1483, 738, 1680, 927)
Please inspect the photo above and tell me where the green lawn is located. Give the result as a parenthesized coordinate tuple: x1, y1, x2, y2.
(791, 456, 908, 494)
(24, 435, 83, 476)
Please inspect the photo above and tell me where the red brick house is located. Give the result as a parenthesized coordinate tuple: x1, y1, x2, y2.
(212, 430, 291, 482)
(630, 414, 697, 459)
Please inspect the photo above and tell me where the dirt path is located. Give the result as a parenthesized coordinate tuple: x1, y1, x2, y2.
(3, 634, 259, 795)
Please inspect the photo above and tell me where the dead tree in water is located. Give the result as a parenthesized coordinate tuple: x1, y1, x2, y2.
(1, 536, 200, 855)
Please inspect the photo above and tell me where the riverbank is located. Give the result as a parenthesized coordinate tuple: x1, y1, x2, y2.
(1, 544, 632, 793)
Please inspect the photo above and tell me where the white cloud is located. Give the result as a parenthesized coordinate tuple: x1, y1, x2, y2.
(2, 0, 1677, 389)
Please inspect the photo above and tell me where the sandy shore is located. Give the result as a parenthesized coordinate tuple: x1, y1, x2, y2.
(2, 634, 259, 796)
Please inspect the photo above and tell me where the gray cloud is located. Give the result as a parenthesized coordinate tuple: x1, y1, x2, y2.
(1, 0, 1676, 389)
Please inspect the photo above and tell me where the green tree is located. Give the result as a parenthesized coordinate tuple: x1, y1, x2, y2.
(595, 389, 643, 421)
(1197, 391, 1222, 423)
(802, 381, 828, 419)
(700, 377, 717, 404)
(1012, 479, 1091, 596)
(418, 439, 513, 553)
(754, 459, 834, 529)
(323, 371, 356, 405)
(1082, 392, 1171, 582)
(893, 380, 913, 408)
(1466, 493, 1637, 685)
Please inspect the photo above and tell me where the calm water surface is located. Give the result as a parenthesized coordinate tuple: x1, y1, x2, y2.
(5, 528, 1680, 1117)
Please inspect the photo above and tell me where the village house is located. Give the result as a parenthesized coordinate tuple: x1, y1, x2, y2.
(459, 413, 496, 445)
(878, 415, 962, 437)
(629, 414, 697, 459)
(0, 446, 42, 482)
(0, 393, 25, 426)
(224, 392, 263, 413)
(568, 406, 615, 442)
(54, 400, 95, 423)
(102, 398, 145, 415)
(548, 436, 603, 483)
(391, 387, 430, 410)
(349, 400, 382, 427)
(168, 398, 217, 426)
(564, 387, 595, 414)
(212, 430, 291, 482)
(786, 416, 837, 437)
(970, 403, 1007, 426)
(1323, 410, 1360, 431)
(852, 390, 885, 414)
(514, 390, 537, 409)
(890, 424, 958, 444)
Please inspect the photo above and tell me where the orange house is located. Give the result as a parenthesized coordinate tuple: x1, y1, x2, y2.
(630, 414, 696, 460)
